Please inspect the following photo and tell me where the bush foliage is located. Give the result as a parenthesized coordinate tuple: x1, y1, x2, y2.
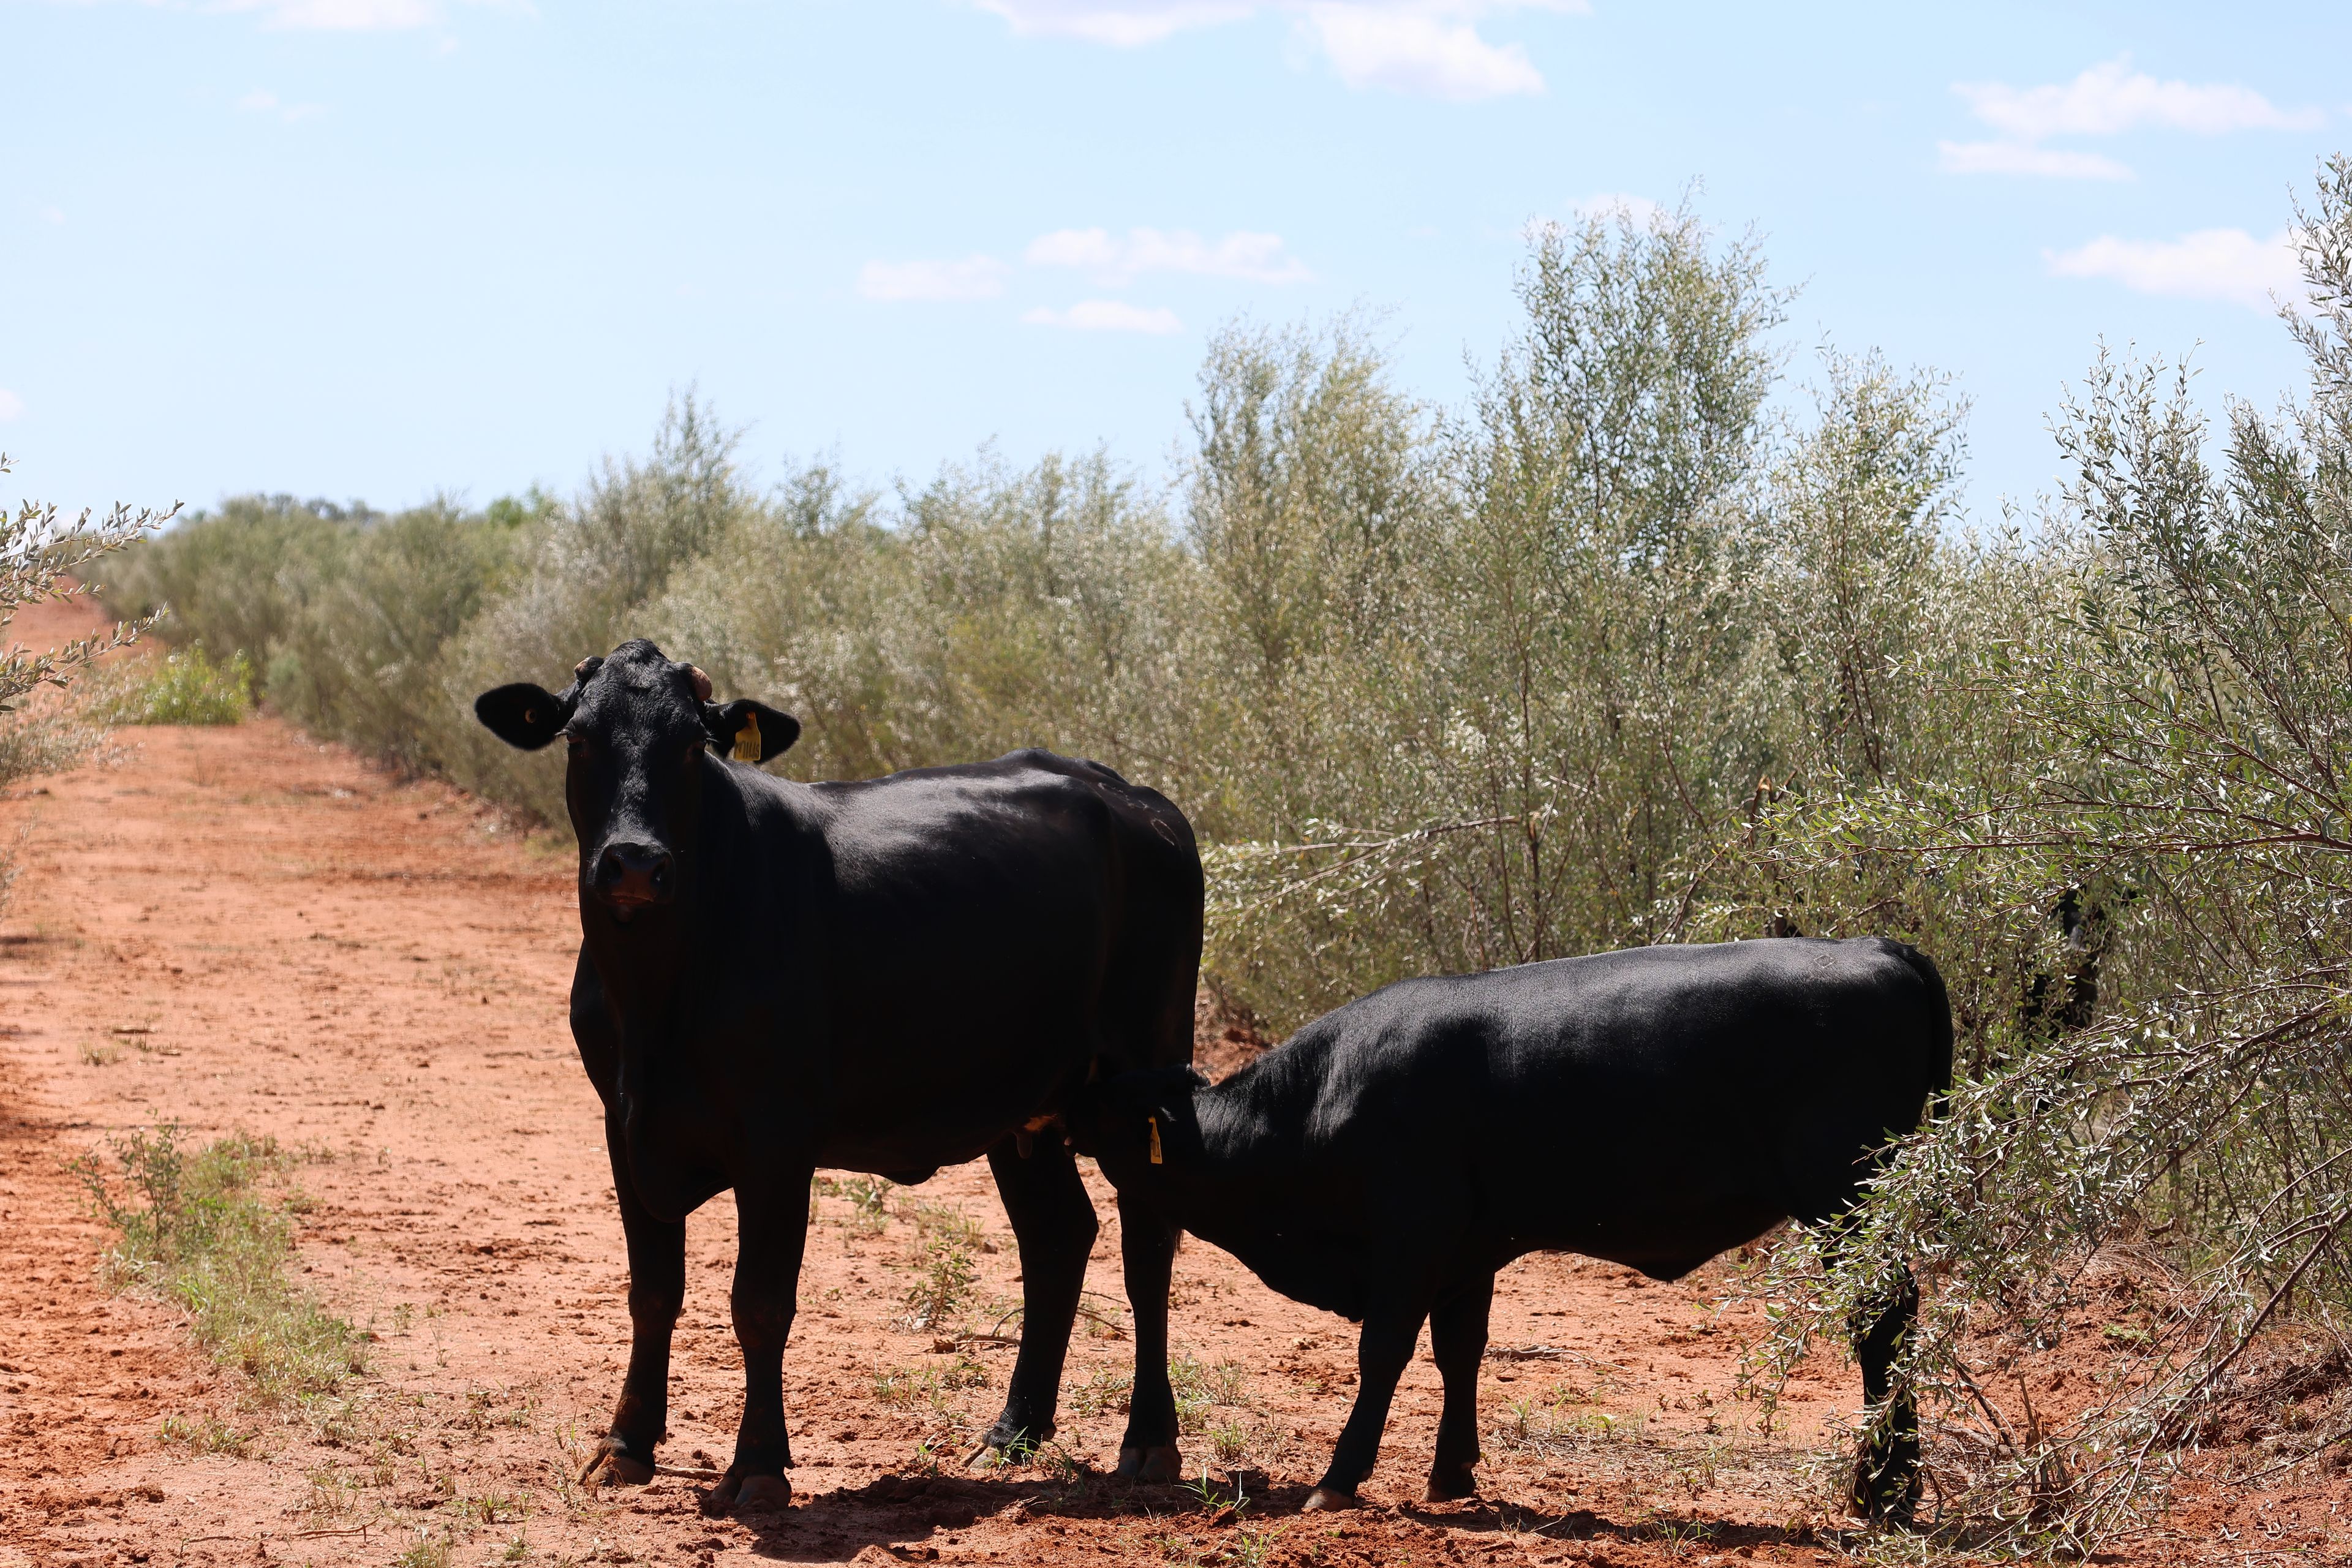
(0, 453, 173, 790)
(100, 161, 2352, 1548)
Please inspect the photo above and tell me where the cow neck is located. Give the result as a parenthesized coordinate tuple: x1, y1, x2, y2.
(579, 758, 748, 1106)
(1169, 1077, 1284, 1218)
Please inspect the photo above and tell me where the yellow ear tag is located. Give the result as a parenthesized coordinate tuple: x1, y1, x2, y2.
(1148, 1115, 1163, 1164)
(731, 711, 761, 764)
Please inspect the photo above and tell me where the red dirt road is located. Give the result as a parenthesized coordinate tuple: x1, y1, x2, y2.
(2, 616, 2345, 1566)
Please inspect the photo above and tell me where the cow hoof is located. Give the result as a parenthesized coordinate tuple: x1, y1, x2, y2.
(581, 1442, 654, 1487)
(734, 1473, 792, 1515)
(1302, 1487, 1359, 1512)
(1424, 1471, 1479, 1504)
(1115, 1444, 1183, 1483)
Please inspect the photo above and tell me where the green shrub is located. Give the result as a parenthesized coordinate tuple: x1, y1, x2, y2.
(75, 1126, 362, 1404)
(92, 646, 255, 725)
(1, 453, 172, 790)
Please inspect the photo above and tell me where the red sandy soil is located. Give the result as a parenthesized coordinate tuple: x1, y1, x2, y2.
(2, 595, 2346, 1567)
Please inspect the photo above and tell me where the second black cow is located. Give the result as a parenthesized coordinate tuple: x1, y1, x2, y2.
(1081, 937, 1950, 1519)
(476, 640, 1204, 1510)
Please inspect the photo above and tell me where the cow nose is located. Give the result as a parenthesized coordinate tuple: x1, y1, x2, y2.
(593, 842, 675, 908)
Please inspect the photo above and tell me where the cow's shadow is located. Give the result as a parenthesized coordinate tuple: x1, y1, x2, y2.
(709, 1469, 1126, 1561)
(1402, 1496, 1808, 1556)
(705, 1470, 1815, 1562)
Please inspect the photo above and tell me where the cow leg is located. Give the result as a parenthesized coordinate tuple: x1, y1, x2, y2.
(979, 1136, 1097, 1458)
(1847, 1264, 1921, 1522)
(1113, 1191, 1183, 1482)
(1425, 1273, 1493, 1502)
(710, 1164, 813, 1515)
(586, 1113, 684, 1488)
(1305, 1304, 1425, 1510)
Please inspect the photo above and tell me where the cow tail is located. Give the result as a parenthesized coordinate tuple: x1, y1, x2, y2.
(1896, 943, 1955, 1121)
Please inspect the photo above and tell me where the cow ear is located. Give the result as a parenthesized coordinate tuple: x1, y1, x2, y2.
(475, 683, 570, 751)
(704, 699, 801, 764)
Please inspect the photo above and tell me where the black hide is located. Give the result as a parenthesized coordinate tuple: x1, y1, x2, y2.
(1087, 937, 1951, 1519)
(478, 639, 1204, 1501)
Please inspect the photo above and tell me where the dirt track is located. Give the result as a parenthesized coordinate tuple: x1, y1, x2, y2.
(2, 614, 2346, 1566)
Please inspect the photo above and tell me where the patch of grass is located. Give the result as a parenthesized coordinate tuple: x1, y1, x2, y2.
(394, 1528, 453, 1568)
(1207, 1420, 1250, 1466)
(78, 1038, 122, 1066)
(872, 1354, 990, 1414)
(1071, 1368, 1133, 1418)
(159, 1412, 256, 1455)
(900, 1197, 992, 1252)
(812, 1172, 893, 1235)
(1169, 1354, 1250, 1436)
(74, 1125, 363, 1404)
(91, 646, 254, 725)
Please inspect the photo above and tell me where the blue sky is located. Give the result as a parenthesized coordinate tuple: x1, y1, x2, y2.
(7, 1, 2346, 525)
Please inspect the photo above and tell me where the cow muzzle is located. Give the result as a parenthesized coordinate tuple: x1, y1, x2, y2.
(590, 841, 676, 916)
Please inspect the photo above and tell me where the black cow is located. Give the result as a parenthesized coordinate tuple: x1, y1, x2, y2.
(475, 639, 1204, 1511)
(1079, 937, 1950, 1520)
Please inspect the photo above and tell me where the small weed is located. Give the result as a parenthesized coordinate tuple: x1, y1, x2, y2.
(304, 1463, 360, 1520)
(74, 1125, 363, 1403)
(1224, 1521, 1278, 1567)
(394, 1528, 452, 1568)
(457, 1490, 522, 1525)
(160, 1413, 254, 1455)
(813, 1174, 893, 1235)
(902, 1238, 978, 1330)
(1072, 1368, 1134, 1418)
(872, 1355, 989, 1416)
(901, 1198, 991, 1252)
(78, 1039, 122, 1066)
(1208, 1420, 1250, 1466)
(1169, 1354, 1248, 1436)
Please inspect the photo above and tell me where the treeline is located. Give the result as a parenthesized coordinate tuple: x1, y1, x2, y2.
(108, 204, 2026, 1041)
(106, 170, 2352, 1544)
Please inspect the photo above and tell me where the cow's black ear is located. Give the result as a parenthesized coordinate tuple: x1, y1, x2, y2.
(705, 699, 801, 764)
(476, 684, 571, 750)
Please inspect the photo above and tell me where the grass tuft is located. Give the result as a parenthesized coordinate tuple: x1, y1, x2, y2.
(75, 1124, 363, 1404)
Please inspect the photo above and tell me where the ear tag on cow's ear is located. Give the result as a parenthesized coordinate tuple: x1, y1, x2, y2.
(1148, 1116, 1164, 1165)
(731, 711, 762, 764)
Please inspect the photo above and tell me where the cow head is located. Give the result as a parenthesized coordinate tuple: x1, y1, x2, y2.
(473, 639, 799, 921)
(1082, 1065, 1210, 1190)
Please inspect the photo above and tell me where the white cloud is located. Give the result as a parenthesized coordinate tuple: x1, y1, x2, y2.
(1936, 141, 2132, 180)
(1025, 227, 1312, 284)
(1022, 300, 1186, 334)
(856, 255, 1011, 302)
(971, 0, 1254, 45)
(197, 0, 524, 31)
(971, 2, 1583, 100)
(2047, 227, 2304, 311)
(1942, 57, 2321, 181)
(0, 390, 21, 423)
(1302, 4, 1545, 100)
(215, 0, 440, 28)
(236, 88, 325, 123)
(1957, 58, 2322, 142)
